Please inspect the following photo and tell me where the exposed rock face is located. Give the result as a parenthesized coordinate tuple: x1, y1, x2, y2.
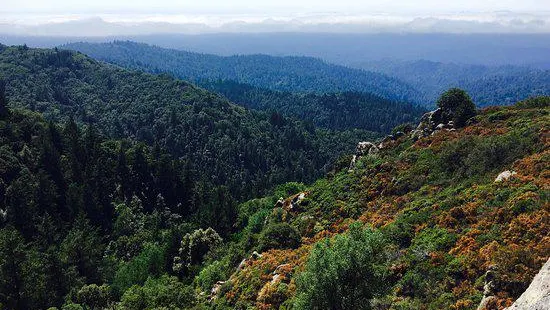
(273, 263, 291, 275)
(356, 141, 380, 156)
(0, 208, 6, 222)
(210, 280, 227, 301)
(477, 266, 499, 310)
(257, 263, 294, 303)
(410, 108, 455, 140)
(274, 197, 284, 208)
(237, 258, 248, 271)
(290, 192, 306, 211)
(251, 251, 263, 259)
(236, 251, 263, 272)
(279, 192, 309, 212)
(495, 170, 518, 182)
(506, 258, 550, 310)
(349, 142, 379, 170)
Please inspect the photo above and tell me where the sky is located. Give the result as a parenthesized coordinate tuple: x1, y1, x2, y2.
(3, 0, 550, 14)
(1, 0, 550, 34)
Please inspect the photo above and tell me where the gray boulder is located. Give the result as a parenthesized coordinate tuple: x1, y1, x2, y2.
(349, 142, 379, 171)
(411, 108, 455, 140)
(506, 258, 550, 310)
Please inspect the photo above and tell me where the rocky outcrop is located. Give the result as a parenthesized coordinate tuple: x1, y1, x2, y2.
(274, 263, 291, 273)
(257, 263, 294, 303)
(276, 192, 309, 212)
(411, 108, 455, 140)
(356, 141, 380, 156)
(274, 197, 284, 208)
(349, 142, 379, 171)
(378, 131, 405, 150)
(237, 251, 263, 272)
(477, 266, 499, 310)
(210, 281, 226, 301)
(0, 208, 6, 222)
(290, 192, 306, 211)
(506, 258, 550, 310)
(495, 171, 518, 182)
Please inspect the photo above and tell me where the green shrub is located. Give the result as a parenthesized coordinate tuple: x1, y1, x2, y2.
(411, 227, 457, 252)
(273, 182, 306, 200)
(398, 271, 426, 298)
(258, 223, 301, 252)
(195, 260, 228, 292)
(61, 303, 84, 310)
(294, 224, 389, 310)
(437, 88, 477, 127)
(438, 130, 538, 179)
(119, 275, 195, 309)
(245, 209, 272, 234)
(113, 243, 165, 294)
(75, 284, 111, 310)
(173, 227, 223, 274)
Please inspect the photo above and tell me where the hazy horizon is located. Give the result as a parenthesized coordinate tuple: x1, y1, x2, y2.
(2, 0, 550, 35)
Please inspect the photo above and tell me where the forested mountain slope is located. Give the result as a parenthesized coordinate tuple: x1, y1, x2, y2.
(0, 44, 375, 203)
(0, 52, 548, 308)
(61, 41, 423, 103)
(359, 59, 550, 107)
(0, 105, 254, 309)
(199, 80, 425, 132)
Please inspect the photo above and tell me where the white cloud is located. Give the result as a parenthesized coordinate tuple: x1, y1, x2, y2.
(2, 0, 550, 14)
(1, 11, 549, 36)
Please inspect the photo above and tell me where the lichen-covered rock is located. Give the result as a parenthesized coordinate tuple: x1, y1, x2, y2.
(495, 170, 518, 182)
(411, 108, 456, 140)
(210, 281, 226, 301)
(477, 266, 499, 310)
(349, 141, 379, 170)
(506, 258, 550, 310)
(280, 192, 309, 212)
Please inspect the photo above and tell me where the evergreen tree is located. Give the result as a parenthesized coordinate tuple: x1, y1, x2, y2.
(437, 88, 477, 127)
(0, 79, 8, 118)
(0, 226, 27, 309)
(116, 144, 132, 201)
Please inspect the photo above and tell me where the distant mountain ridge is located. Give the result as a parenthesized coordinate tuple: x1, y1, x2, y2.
(60, 41, 550, 108)
(5, 33, 550, 69)
(357, 59, 550, 106)
(61, 41, 423, 104)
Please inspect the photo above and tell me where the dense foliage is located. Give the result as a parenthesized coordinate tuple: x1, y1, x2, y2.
(0, 45, 376, 203)
(200, 79, 425, 132)
(294, 224, 389, 310)
(60, 41, 550, 108)
(61, 41, 422, 103)
(0, 108, 197, 309)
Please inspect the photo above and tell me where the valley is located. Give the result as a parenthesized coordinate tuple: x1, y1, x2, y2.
(0, 14, 548, 310)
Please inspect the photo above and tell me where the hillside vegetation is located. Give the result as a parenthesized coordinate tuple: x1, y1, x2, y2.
(201, 98, 549, 310)
(1, 96, 543, 310)
(61, 41, 422, 103)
